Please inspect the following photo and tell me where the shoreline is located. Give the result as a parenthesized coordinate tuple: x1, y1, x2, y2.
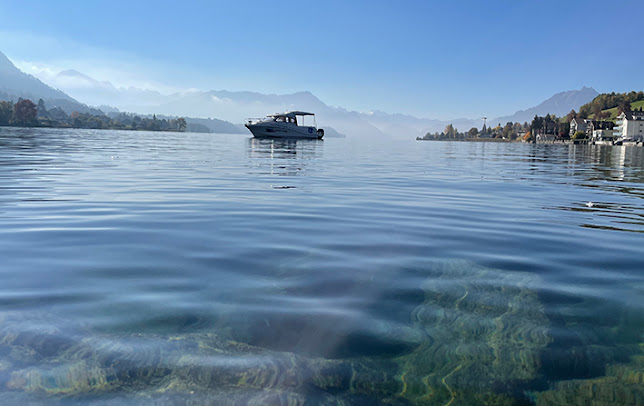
(417, 138, 643, 146)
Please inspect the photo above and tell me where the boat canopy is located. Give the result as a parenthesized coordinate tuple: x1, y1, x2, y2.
(268, 111, 314, 118)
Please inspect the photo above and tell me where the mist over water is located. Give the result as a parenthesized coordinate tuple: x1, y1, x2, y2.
(1, 128, 643, 405)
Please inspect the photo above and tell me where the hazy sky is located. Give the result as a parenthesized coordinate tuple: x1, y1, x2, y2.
(0, 0, 641, 119)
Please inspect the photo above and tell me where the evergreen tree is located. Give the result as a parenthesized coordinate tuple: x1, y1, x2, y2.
(36, 98, 49, 118)
(12, 99, 38, 126)
(0, 101, 13, 125)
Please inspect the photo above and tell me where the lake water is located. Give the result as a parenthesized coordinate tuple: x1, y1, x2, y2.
(0, 127, 643, 405)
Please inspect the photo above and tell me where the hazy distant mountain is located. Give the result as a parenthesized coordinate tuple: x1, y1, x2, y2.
(152, 89, 380, 138)
(52, 69, 167, 110)
(17, 56, 600, 139)
(16, 64, 376, 137)
(0, 53, 243, 134)
(490, 87, 599, 126)
(357, 110, 481, 139)
(181, 117, 245, 134)
(21, 63, 434, 138)
(50, 75, 378, 137)
(0, 50, 99, 114)
(409, 87, 599, 136)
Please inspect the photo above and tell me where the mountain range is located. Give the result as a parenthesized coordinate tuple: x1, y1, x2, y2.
(0, 51, 102, 115)
(1, 50, 599, 137)
(491, 87, 599, 126)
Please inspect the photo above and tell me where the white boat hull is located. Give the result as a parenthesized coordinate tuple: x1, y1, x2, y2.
(245, 122, 323, 139)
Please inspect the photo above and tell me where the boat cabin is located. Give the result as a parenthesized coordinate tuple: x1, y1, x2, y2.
(267, 111, 316, 127)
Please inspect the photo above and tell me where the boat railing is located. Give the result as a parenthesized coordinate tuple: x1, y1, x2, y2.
(245, 118, 265, 125)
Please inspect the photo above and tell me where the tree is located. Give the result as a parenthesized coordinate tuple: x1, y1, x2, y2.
(543, 114, 554, 135)
(572, 131, 587, 140)
(618, 99, 632, 115)
(467, 127, 478, 138)
(559, 121, 571, 139)
(12, 99, 37, 126)
(566, 109, 577, 122)
(177, 117, 187, 131)
(493, 124, 502, 138)
(444, 124, 457, 138)
(36, 98, 49, 118)
(0, 101, 13, 125)
(531, 115, 543, 135)
(48, 107, 69, 121)
(502, 122, 513, 139)
(592, 105, 603, 119)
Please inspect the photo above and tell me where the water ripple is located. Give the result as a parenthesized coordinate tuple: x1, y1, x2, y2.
(1, 129, 643, 404)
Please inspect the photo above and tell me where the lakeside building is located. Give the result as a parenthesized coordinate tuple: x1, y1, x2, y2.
(614, 111, 644, 141)
(570, 117, 589, 136)
(588, 120, 615, 141)
(536, 133, 556, 142)
(569, 118, 617, 141)
(592, 129, 615, 141)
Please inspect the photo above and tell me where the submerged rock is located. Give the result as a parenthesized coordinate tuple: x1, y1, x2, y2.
(394, 260, 551, 405)
(533, 284, 644, 406)
(535, 352, 644, 406)
(0, 312, 403, 404)
(0, 260, 553, 405)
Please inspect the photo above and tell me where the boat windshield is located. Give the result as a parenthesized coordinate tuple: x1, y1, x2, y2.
(272, 116, 297, 125)
(264, 112, 316, 127)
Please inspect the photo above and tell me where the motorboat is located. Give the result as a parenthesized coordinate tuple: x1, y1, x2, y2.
(245, 111, 324, 139)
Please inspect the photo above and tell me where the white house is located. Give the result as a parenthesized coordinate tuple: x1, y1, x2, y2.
(570, 117, 590, 137)
(592, 129, 614, 141)
(588, 120, 615, 140)
(536, 133, 556, 142)
(614, 110, 644, 141)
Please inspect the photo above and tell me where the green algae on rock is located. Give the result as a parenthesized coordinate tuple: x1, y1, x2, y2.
(533, 284, 644, 406)
(394, 261, 551, 405)
(0, 261, 553, 405)
(535, 351, 644, 406)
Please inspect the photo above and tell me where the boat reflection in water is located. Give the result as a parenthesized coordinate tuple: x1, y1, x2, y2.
(246, 137, 323, 177)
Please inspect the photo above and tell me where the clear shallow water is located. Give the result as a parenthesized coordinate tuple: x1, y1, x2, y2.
(0, 127, 643, 405)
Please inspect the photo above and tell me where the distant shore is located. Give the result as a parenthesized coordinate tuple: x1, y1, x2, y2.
(416, 138, 643, 146)
(417, 138, 521, 143)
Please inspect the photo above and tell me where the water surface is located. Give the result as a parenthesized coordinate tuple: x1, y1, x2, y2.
(1, 128, 643, 405)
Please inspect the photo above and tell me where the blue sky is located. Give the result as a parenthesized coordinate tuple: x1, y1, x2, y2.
(0, 0, 641, 119)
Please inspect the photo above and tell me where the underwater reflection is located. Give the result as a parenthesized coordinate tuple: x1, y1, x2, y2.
(246, 138, 323, 176)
